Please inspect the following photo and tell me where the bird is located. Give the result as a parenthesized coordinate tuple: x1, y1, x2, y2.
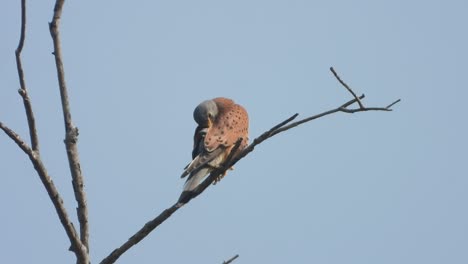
(178, 97, 249, 203)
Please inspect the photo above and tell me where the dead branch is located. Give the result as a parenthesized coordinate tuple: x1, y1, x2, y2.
(1, 1, 89, 263)
(0, 122, 31, 155)
(99, 67, 400, 264)
(49, 0, 90, 255)
(223, 254, 239, 264)
(330, 66, 364, 109)
(16, 0, 39, 152)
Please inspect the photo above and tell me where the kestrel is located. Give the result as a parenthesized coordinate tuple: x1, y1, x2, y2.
(179, 97, 249, 203)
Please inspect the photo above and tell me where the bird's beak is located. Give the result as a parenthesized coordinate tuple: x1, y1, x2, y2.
(207, 116, 213, 128)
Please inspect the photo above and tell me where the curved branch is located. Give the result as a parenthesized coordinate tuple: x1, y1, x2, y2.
(49, 0, 89, 256)
(100, 68, 400, 264)
(15, 0, 40, 152)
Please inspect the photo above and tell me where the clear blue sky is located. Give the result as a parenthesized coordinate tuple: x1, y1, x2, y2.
(1, 0, 467, 263)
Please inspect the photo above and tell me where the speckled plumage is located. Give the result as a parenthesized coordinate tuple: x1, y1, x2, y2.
(179, 97, 249, 201)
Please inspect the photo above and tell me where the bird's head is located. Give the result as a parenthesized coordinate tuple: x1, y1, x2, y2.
(193, 99, 218, 128)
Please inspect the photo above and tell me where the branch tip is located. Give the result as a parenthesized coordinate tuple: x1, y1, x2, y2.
(386, 99, 401, 109)
(223, 254, 239, 264)
(268, 113, 299, 134)
(330, 67, 365, 109)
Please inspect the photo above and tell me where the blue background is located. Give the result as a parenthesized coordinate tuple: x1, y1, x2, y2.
(1, 0, 467, 263)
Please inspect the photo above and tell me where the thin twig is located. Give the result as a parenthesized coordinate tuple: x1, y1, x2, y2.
(330, 67, 365, 109)
(271, 108, 341, 136)
(265, 113, 299, 133)
(0, 122, 32, 155)
(49, 0, 89, 256)
(341, 94, 365, 108)
(223, 254, 239, 264)
(15, 0, 40, 152)
(386, 99, 401, 109)
(339, 106, 393, 113)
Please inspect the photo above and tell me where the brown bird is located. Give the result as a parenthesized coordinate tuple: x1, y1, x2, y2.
(179, 97, 249, 203)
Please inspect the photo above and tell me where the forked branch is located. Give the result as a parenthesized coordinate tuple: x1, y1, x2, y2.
(99, 67, 400, 264)
(1, 1, 89, 263)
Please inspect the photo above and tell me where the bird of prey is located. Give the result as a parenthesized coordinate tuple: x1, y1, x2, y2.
(179, 97, 249, 203)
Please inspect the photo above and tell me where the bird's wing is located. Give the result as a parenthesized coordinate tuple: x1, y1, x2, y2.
(180, 147, 224, 179)
(193, 126, 209, 159)
(204, 103, 249, 152)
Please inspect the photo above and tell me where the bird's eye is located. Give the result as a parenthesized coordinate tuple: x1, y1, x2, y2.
(208, 112, 213, 118)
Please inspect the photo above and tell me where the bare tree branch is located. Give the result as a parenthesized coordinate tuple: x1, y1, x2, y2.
(49, 0, 89, 255)
(100, 68, 400, 264)
(223, 254, 239, 264)
(330, 66, 364, 109)
(0, 1, 89, 263)
(386, 99, 401, 109)
(271, 67, 401, 135)
(0, 122, 33, 155)
(15, 0, 40, 152)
